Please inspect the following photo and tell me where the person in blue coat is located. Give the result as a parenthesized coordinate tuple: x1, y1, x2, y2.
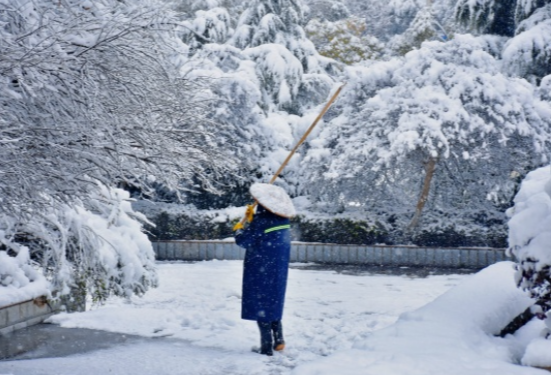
(234, 183, 295, 356)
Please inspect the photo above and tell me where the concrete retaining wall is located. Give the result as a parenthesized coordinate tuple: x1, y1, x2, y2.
(0, 297, 57, 336)
(153, 241, 508, 269)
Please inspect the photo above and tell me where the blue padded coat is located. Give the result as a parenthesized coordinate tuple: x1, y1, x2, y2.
(235, 205, 291, 322)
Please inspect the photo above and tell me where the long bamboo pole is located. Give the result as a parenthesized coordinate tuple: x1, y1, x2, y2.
(236, 83, 346, 227)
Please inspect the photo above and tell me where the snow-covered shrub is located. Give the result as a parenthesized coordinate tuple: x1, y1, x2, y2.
(305, 0, 351, 22)
(389, 5, 447, 55)
(133, 200, 243, 240)
(508, 166, 551, 318)
(180, 7, 234, 52)
(1, 184, 157, 303)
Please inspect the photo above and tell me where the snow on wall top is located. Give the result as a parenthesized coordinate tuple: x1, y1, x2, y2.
(0, 248, 50, 307)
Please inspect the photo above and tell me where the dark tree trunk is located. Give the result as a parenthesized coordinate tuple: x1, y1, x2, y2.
(498, 306, 536, 337)
(408, 157, 437, 230)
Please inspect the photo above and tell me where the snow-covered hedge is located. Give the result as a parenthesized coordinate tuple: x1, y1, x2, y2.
(136, 200, 507, 247)
(507, 165, 551, 367)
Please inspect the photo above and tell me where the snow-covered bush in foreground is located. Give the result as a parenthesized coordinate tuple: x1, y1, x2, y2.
(508, 166, 551, 317)
(0, 185, 157, 304)
(507, 165, 551, 367)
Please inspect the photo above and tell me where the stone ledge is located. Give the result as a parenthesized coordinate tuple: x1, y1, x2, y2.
(0, 297, 59, 336)
(152, 241, 507, 269)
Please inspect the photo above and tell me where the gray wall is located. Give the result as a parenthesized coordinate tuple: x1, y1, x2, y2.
(0, 298, 58, 336)
(153, 241, 508, 269)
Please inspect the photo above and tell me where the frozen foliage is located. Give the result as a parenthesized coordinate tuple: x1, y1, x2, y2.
(389, 5, 448, 54)
(0, 0, 232, 214)
(0, 185, 157, 302)
(170, 0, 339, 202)
(348, 0, 425, 40)
(243, 43, 304, 111)
(305, 17, 383, 64)
(231, 0, 306, 49)
(230, 0, 336, 75)
(180, 7, 234, 52)
(0, 248, 49, 306)
(128, 0, 551, 246)
(0, 0, 233, 299)
(301, 34, 551, 233)
(503, 4, 551, 80)
(515, 0, 551, 24)
(455, 0, 551, 80)
(304, 0, 351, 22)
(508, 166, 551, 322)
(455, 0, 516, 36)
(507, 165, 551, 367)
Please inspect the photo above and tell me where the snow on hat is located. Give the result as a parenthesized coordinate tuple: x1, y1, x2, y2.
(250, 183, 296, 218)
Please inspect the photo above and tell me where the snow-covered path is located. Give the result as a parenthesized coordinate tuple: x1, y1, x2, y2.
(0, 261, 467, 374)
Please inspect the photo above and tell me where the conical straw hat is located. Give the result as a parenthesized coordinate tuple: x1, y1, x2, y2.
(250, 183, 296, 218)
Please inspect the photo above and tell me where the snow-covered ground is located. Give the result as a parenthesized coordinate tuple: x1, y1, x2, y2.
(0, 260, 547, 375)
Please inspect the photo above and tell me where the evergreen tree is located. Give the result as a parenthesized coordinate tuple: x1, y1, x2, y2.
(230, 0, 335, 74)
(389, 4, 449, 55)
(503, 3, 551, 81)
(455, 0, 516, 36)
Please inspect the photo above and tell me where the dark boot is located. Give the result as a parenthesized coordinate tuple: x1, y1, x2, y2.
(271, 320, 285, 351)
(254, 321, 273, 356)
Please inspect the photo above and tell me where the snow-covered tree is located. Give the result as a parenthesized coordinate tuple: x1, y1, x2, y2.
(304, 0, 350, 22)
(389, 5, 449, 55)
(454, 0, 517, 36)
(454, 0, 551, 81)
(173, 0, 338, 188)
(301, 34, 551, 237)
(230, 0, 336, 74)
(0, 0, 232, 300)
(503, 3, 551, 81)
(180, 7, 234, 53)
(515, 0, 551, 23)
